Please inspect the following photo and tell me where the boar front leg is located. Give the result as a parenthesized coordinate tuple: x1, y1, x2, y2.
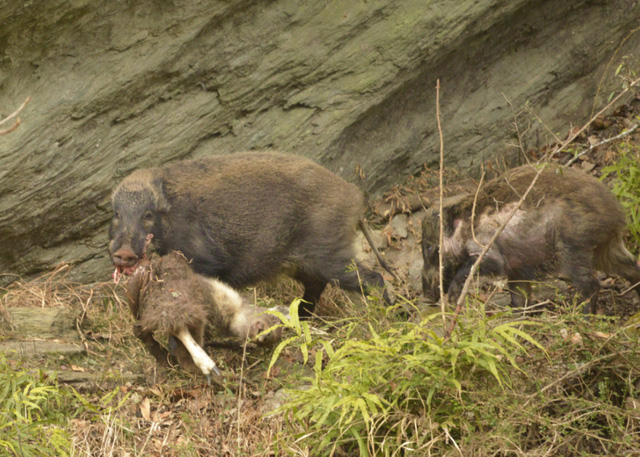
(559, 246, 600, 315)
(447, 255, 505, 304)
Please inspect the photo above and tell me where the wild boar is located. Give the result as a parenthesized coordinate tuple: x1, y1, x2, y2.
(126, 250, 284, 379)
(109, 151, 390, 317)
(421, 165, 640, 314)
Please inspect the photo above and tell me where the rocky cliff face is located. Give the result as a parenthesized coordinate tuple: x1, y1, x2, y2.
(1, 0, 639, 283)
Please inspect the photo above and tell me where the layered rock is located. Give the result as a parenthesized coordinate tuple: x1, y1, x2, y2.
(1, 0, 638, 282)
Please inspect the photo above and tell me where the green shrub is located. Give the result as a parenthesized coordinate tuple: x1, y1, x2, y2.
(269, 301, 543, 456)
(602, 138, 640, 249)
(0, 356, 72, 457)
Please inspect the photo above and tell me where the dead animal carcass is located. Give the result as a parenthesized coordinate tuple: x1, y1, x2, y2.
(126, 251, 283, 379)
(421, 165, 640, 314)
(110, 151, 390, 317)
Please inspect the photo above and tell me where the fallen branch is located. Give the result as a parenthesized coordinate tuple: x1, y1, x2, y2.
(0, 96, 31, 135)
(564, 123, 639, 167)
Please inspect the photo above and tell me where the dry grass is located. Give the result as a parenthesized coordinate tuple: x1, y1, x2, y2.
(0, 266, 327, 456)
(2, 249, 640, 457)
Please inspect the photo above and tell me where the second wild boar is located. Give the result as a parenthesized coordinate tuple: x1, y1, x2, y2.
(421, 165, 640, 314)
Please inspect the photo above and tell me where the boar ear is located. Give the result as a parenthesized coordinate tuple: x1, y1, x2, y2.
(151, 176, 170, 212)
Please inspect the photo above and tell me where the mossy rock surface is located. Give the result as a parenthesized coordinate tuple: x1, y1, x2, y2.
(1, 0, 640, 283)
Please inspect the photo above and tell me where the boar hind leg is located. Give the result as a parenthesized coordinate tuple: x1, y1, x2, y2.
(294, 270, 327, 318)
(560, 250, 600, 314)
(329, 261, 391, 305)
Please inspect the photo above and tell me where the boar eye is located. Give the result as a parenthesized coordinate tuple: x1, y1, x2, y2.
(114, 211, 121, 220)
(142, 211, 154, 222)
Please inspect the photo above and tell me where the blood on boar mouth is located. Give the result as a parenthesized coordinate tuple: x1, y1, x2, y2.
(112, 234, 154, 284)
(113, 262, 142, 283)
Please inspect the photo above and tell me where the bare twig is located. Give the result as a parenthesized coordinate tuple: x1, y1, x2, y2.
(552, 76, 640, 162)
(564, 123, 639, 167)
(618, 279, 640, 296)
(522, 350, 625, 407)
(236, 335, 249, 452)
(0, 96, 31, 135)
(503, 93, 532, 166)
(470, 169, 485, 248)
(436, 80, 447, 324)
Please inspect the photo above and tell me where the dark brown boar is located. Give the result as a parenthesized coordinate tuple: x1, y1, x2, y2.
(421, 165, 640, 314)
(126, 250, 283, 379)
(109, 151, 390, 317)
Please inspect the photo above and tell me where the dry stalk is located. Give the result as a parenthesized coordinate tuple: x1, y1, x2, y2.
(591, 26, 640, 119)
(502, 93, 533, 166)
(0, 96, 31, 135)
(436, 79, 447, 324)
(565, 123, 639, 167)
(470, 169, 485, 248)
(236, 335, 249, 452)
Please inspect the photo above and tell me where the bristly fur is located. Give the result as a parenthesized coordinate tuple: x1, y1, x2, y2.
(137, 252, 209, 336)
(110, 151, 390, 317)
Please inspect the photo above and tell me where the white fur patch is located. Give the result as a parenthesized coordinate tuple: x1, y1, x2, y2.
(174, 328, 219, 377)
(204, 277, 244, 311)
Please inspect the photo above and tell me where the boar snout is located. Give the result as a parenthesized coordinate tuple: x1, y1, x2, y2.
(112, 248, 140, 269)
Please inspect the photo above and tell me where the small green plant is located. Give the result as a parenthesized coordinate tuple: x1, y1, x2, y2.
(602, 138, 640, 249)
(267, 298, 313, 377)
(269, 303, 543, 456)
(0, 355, 72, 457)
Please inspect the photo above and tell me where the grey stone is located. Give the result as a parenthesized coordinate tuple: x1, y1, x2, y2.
(6, 307, 79, 340)
(389, 214, 409, 240)
(0, 340, 84, 357)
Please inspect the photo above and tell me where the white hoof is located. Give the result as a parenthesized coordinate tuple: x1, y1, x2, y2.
(175, 328, 221, 378)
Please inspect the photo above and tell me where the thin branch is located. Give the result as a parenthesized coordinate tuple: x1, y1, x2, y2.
(436, 79, 447, 323)
(591, 26, 640, 119)
(564, 123, 639, 167)
(549, 75, 640, 162)
(503, 93, 532, 166)
(0, 96, 31, 135)
(470, 169, 485, 248)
